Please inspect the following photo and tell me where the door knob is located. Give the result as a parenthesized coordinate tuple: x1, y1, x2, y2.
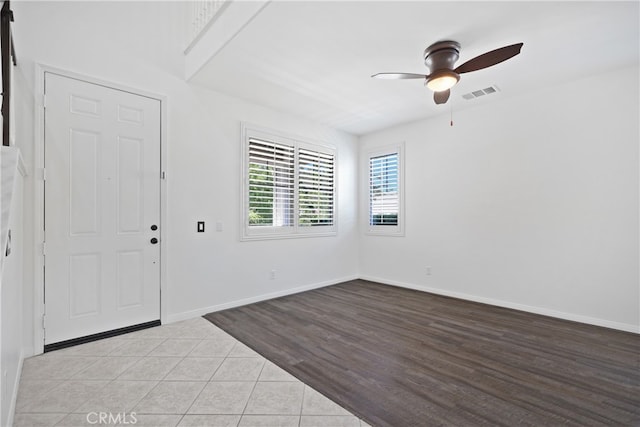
(150, 237, 158, 244)
(150, 224, 158, 231)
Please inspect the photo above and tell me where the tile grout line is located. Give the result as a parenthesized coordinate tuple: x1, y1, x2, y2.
(134, 337, 205, 423)
(180, 336, 238, 424)
(298, 383, 306, 427)
(237, 348, 268, 424)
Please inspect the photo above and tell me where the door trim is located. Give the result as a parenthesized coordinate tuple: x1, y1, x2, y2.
(33, 64, 169, 355)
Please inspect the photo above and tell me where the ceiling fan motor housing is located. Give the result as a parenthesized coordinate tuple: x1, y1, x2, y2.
(423, 40, 461, 73)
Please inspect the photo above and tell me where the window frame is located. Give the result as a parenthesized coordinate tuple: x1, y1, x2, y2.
(364, 142, 405, 236)
(241, 123, 337, 241)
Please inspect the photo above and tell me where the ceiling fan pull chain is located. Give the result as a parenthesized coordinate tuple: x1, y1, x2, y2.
(450, 104, 454, 127)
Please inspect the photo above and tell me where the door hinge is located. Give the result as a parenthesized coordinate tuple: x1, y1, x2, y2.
(42, 93, 46, 109)
(42, 314, 46, 329)
(42, 242, 46, 256)
(42, 167, 47, 181)
(161, 171, 166, 180)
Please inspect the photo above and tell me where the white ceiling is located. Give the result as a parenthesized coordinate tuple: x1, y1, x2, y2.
(190, 1, 639, 136)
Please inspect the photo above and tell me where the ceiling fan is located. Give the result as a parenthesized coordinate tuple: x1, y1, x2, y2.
(372, 41, 523, 105)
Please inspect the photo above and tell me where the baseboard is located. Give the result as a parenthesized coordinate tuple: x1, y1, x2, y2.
(166, 274, 359, 324)
(6, 348, 24, 427)
(21, 346, 34, 359)
(166, 274, 638, 333)
(359, 275, 639, 334)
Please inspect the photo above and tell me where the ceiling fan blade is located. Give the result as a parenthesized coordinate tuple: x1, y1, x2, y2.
(371, 73, 427, 80)
(434, 89, 450, 105)
(454, 43, 523, 74)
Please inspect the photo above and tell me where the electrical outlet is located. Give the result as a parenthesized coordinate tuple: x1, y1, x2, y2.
(426, 266, 432, 276)
(270, 269, 276, 280)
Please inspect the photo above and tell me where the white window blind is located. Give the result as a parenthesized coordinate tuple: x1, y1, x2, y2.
(242, 124, 337, 240)
(369, 152, 399, 226)
(299, 148, 335, 226)
(248, 138, 295, 228)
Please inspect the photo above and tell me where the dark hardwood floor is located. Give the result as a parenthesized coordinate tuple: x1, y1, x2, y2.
(204, 280, 640, 426)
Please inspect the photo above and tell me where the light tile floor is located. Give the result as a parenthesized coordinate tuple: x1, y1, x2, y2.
(14, 317, 372, 427)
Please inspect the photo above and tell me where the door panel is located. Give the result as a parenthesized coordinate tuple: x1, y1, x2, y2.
(69, 253, 101, 318)
(44, 72, 161, 345)
(69, 129, 100, 236)
(117, 250, 144, 309)
(117, 136, 143, 233)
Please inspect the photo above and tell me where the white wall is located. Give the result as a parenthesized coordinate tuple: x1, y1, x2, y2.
(1, 147, 27, 427)
(359, 65, 639, 332)
(12, 1, 358, 341)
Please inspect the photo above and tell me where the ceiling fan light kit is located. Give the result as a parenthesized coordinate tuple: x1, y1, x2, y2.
(425, 70, 460, 92)
(372, 40, 524, 105)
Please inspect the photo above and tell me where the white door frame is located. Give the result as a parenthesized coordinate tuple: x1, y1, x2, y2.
(33, 64, 169, 355)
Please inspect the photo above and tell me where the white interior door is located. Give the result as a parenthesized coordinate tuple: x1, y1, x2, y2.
(44, 72, 161, 345)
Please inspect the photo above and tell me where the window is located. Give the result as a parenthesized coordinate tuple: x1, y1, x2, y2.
(242, 124, 336, 240)
(370, 153, 398, 226)
(298, 148, 335, 227)
(248, 139, 295, 228)
(365, 144, 404, 235)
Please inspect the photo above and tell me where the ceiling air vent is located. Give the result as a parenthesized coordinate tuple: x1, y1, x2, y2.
(461, 85, 500, 100)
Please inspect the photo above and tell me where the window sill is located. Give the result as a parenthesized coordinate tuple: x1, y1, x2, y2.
(241, 230, 338, 241)
(365, 227, 404, 237)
